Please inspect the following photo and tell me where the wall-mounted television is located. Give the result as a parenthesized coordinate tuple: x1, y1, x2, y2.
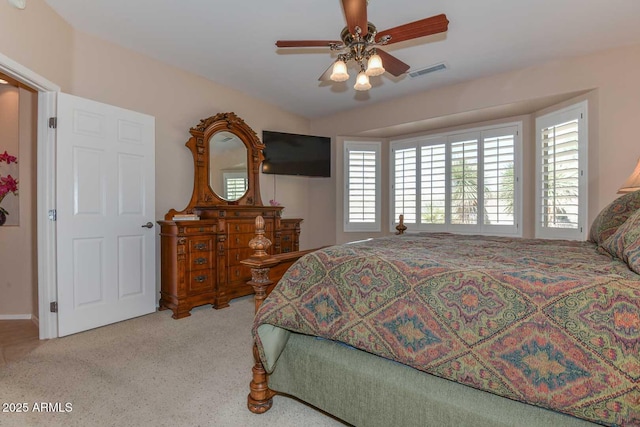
(261, 130, 331, 177)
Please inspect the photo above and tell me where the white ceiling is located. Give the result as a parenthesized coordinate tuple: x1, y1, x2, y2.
(43, 0, 640, 119)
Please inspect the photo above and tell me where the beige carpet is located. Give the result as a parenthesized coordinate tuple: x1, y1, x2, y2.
(0, 296, 345, 427)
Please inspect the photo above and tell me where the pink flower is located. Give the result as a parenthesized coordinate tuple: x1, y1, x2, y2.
(0, 151, 17, 164)
(0, 175, 18, 193)
(0, 152, 19, 204)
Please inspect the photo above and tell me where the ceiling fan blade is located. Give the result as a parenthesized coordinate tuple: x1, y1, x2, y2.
(318, 62, 334, 81)
(341, 0, 368, 36)
(276, 40, 341, 48)
(377, 49, 410, 77)
(377, 14, 449, 45)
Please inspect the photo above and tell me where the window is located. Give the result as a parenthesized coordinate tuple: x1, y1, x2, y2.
(391, 123, 521, 236)
(450, 134, 479, 226)
(394, 146, 417, 223)
(535, 102, 587, 240)
(344, 141, 381, 232)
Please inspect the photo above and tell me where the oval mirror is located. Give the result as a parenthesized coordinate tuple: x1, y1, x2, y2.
(209, 131, 248, 201)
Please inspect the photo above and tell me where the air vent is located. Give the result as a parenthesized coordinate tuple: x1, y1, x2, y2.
(408, 62, 447, 79)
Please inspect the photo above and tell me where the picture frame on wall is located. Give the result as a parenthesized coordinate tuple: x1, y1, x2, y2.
(0, 83, 20, 226)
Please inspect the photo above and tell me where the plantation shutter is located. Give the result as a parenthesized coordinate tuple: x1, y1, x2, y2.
(450, 137, 479, 225)
(393, 147, 417, 223)
(420, 143, 446, 224)
(540, 120, 580, 229)
(483, 132, 515, 226)
(536, 102, 587, 240)
(224, 175, 247, 200)
(344, 141, 381, 232)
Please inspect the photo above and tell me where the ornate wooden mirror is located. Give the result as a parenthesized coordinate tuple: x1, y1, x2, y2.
(172, 112, 265, 216)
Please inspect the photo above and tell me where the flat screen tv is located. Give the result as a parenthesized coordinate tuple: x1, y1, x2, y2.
(261, 130, 331, 177)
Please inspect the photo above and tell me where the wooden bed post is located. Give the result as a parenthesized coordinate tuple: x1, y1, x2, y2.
(243, 216, 278, 413)
(241, 216, 330, 414)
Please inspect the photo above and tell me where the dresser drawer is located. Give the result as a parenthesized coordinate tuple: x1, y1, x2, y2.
(179, 223, 217, 235)
(281, 221, 299, 230)
(280, 242, 295, 253)
(188, 270, 214, 294)
(227, 220, 274, 234)
(228, 248, 255, 266)
(228, 265, 251, 282)
(189, 238, 213, 252)
(227, 232, 256, 249)
(189, 251, 213, 270)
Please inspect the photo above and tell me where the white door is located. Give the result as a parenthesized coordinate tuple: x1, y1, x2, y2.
(56, 93, 156, 337)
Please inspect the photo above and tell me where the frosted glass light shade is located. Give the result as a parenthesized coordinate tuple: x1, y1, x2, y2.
(330, 60, 349, 82)
(618, 158, 640, 193)
(354, 71, 371, 91)
(365, 53, 385, 76)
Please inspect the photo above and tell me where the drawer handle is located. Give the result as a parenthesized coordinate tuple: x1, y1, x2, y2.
(283, 236, 291, 241)
(236, 254, 240, 261)
(235, 270, 240, 277)
(194, 257, 207, 265)
(194, 243, 207, 250)
(235, 225, 240, 231)
(194, 275, 207, 283)
(236, 238, 240, 244)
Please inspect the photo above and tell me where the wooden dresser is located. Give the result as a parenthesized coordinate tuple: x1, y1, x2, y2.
(158, 210, 301, 319)
(158, 112, 303, 319)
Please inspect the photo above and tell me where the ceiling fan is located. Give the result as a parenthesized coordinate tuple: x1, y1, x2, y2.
(275, 0, 449, 91)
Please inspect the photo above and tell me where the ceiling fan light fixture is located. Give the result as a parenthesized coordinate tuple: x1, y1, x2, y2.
(330, 60, 349, 82)
(354, 71, 371, 91)
(365, 53, 385, 76)
(275, 2, 449, 92)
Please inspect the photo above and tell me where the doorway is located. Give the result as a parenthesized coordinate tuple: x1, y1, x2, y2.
(0, 51, 60, 339)
(0, 72, 38, 338)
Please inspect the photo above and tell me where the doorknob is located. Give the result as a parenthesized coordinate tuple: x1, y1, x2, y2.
(141, 222, 154, 229)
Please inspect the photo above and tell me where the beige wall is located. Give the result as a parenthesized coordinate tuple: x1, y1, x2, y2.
(0, 85, 37, 317)
(312, 44, 640, 244)
(0, 1, 73, 91)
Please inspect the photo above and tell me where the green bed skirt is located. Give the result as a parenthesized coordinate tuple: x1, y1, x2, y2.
(268, 333, 599, 427)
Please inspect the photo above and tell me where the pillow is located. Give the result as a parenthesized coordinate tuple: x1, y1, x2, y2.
(600, 208, 640, 274)
(625, 231, 640, 275)
(589, 190, 640, 244)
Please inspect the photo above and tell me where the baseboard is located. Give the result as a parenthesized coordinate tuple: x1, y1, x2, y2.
(31, 314, 39, 327)
(0, 314, 33, 320)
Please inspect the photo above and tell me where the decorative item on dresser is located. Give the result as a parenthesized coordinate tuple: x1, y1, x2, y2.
(158, 112, 302, 319)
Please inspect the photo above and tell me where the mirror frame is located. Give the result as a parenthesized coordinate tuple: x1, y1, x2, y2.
(183, 112, 264, 209)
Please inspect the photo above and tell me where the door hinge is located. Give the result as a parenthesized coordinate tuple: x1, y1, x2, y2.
(50, 301, 58, 313)
(49, 117, 57, 129)
(48, 209, 57, 221)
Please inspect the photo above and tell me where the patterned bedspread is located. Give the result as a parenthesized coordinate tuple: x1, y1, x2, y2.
(253, 233, 640, 426)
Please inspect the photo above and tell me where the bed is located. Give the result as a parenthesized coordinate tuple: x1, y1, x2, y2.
(243, 192, 640, 427)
